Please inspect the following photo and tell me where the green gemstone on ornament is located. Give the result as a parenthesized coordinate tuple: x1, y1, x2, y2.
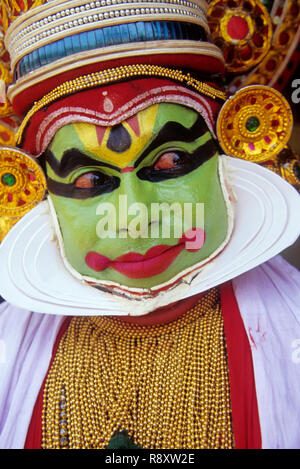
(246, 116, 260, 132)
(1, 173, 16, 187)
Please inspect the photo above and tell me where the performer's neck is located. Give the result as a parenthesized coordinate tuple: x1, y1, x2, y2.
(114, 292, 205, 326)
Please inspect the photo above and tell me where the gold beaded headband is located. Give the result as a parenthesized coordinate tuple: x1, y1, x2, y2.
(16, 63, 227, 145)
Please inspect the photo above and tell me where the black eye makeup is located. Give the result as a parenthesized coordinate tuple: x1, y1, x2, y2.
(45, 149, 121, 199)
(153, 151, 190, 171)
(44, 113, 219, 199)
(47, 171, 120, 199)
(137, 136, 218, 183)
(74, 171, 112, 189)
(134, 114, 219, 183)
(137, 149, 194, 182)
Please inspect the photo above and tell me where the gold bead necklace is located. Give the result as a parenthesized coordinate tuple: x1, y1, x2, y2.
(42, 288, 234, 449)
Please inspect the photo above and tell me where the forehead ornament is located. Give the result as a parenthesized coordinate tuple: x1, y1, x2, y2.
(103, 95, 114, 113)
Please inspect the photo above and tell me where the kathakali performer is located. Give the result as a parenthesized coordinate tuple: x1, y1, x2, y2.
(0, 0, 300, 449)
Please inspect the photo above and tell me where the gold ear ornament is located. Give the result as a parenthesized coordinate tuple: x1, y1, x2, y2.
(0, 146, 47, 242)
(216, 85, 294, 164)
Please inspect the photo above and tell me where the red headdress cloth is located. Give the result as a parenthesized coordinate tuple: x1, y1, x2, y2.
(21, 77, 223, 156)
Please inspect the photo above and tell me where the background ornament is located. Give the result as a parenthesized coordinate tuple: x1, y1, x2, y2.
(0, 0, 46, 34)
(0, 146, 47, 241)
(263, 145, 300, 191)
(216, 84, 293, 163)
(227, 0, 300, 92)
(207, 0, 273, 74)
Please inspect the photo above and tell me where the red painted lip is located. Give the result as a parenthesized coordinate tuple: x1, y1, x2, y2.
(85, 228, 205, 279)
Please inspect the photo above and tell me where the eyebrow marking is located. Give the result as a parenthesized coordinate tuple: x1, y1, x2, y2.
(45, 148, 121, 178)
(134, 115, 211, 168)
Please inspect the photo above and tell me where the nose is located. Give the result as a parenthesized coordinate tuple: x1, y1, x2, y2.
(115, 172, 153, 235)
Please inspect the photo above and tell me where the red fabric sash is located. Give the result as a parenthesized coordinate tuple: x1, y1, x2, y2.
(24, 318, 71, 449)
(25, 282, 261, 449)
(220, 282, 262, 449)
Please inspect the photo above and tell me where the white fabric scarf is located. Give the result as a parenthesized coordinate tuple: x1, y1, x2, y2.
(233, 255, 300, 449)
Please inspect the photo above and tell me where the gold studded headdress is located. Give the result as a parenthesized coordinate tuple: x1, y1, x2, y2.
(0, 1, 299, 148)
(2, 0, 225, 115)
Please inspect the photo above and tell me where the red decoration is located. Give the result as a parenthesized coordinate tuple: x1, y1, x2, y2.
(227, 16, 249, 40)
(21, 78, 222, 156)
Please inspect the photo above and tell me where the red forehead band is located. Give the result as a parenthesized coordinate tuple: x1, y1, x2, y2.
(21, 77, 224, 156)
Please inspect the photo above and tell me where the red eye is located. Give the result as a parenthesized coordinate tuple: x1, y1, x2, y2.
(74, 172, 106, 188)
(154, 152, 182, 170)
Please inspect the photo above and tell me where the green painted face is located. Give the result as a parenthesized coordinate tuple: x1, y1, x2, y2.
(45, 103, 229, 290)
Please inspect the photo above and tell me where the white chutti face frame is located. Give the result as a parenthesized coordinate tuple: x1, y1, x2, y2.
(0, 156, 299, 317)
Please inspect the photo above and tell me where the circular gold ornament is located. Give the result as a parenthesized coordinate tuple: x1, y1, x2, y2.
(217, 85, 293, 163)
(207, 0, 273, 73)
(0, 146, 47, 218)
